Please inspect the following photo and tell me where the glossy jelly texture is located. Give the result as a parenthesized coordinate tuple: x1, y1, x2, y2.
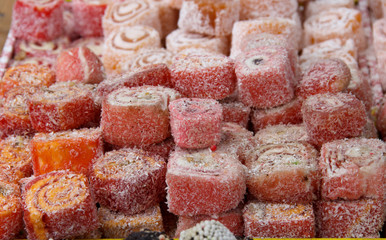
(0, 181, 23, 240)
(169, 98, 223, 149)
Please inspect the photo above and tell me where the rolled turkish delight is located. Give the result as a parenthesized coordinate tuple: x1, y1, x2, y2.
(254, 124, 310, 146)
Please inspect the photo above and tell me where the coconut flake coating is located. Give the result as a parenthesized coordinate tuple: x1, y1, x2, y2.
(243, 201, 315, 238)
(166, 148, 246, 216)
(169, 98, 223, 149)
(245, 142, 319, 203)
(235, 46, 294, 108)
(0, 180, 23, 240)
(98, 204, 164, 238)
(22, 171, 99, 240)
(301, 92, 367, 146)
(320, 138, 386, 200)
(179, 220, 237, 240)
(90, 148, 166, 215)
(170, 52, 236, 100)
(101, 85, 180, 148)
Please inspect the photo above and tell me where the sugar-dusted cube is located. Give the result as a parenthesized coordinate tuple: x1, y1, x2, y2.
(320, 138, 386, 200)
(22, 171, 99, 240)
(170, 52, 236, 100)
(0, 135, 32, 183)
(98, 205, 164, 238)
(72, 0, 107, 37)
(101, 86, 180, 148)
(30, 128, 103, 176)
(0, 180, 23, 240)
(254, 124, 310, 146)
(90, 149, 166, 215)
(301, 93, 367, 146)
(166, 29, 229, 55)
(28, 82, 97, 133)
(304, 8, 366, 51)
(315, 199, 384, 238)
(166, 148, 246, 216)
(251, 97, 303, 132)
(56, 47, 105, 84)
(239, 0, 298, 20)
(296, 58, 351, 99)
(220, 100, 251, 128)
(12, 0, 64, 41)
(175, 207, 244, 238)
(178, 0, 240, 36)
(243, 201, 315, 238)
(245, 142, 319, 203)
(169, 98, 223, 149)
(305, 0, 354, 19)
(235, 46, 294, 108)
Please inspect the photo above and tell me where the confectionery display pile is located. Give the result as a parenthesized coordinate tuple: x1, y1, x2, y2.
(0, 0, 385, 239)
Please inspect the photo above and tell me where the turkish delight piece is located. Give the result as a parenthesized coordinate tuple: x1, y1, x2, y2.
(13, 37, 70, 60)
(179, 220, 237, 240)
(302, 93, 367, 146)
(12, 0, 64, 41)
(169, 98, 222, 149)
(0, 135, 32, 183)
(220, 100, 251, 128)
(315, 199, 384, 238)
(166, 148, 246, 216)
(254, 124, 310, 145)
(30, 128, 103, 176)
(22, 171, 99, 240)
(72, 0, 107, 37)
(178, 0, 240, 36)
(140, 137, 175, 161)
(149, 0, 179, 38)
(98, 205, 164, 238)
(239, 0, 298, 20)
(171, 53, 236, 100)
(245, 142, 319, 203)
(90, 148, 166, 215)
(0, 181, 23, 240)
(130, 48, 174, 73)
(243, 201, 315, 238)
(320, 138, 386, 200)
(101, 86, 180, 148)
(305, 0, 354, 19)
(70, 37, 104, 59)
(28, 82, 96, 133)
(56, 47, 105, 84)
(235, 46, 294, 108)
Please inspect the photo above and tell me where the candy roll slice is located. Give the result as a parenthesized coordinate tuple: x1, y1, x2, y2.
(0, 135, 32, 184)
(70, 37, 104, 59)
(304, 8, 366, 51)
(0, 181, 23, 240)
(102, 0, 161, 36)
(320, 138, 386, 200)
(245, 142, 319, 203)
(166, 148, 246, 216)
(22, 171, 99, 240)
(129, 48, 174, 72)
(98, 205, 164, 238)
(90, 149, 166, 215)
(28, 82, 96, 133)
(72, 0, 108, 37)
(102, 25, 161, 74)
(169, 98, 223, 149)
(101, 86, 180, 148)
(178, 0, 240, 37)
(235, 46, 294, 108)
(254, 124, 310, 146)
(170, 53, 236, 100)
(305, 0, 354, 19)
(12, 0, 64, 41)
(166, 29, 229, 55)
(243, 201, 315, 238)
(13, 37, 70, 60)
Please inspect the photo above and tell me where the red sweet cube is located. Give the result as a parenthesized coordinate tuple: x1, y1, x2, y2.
(72, 0, 107, 37)
(12, 0, 64, 41)
(22, 171, 99, 240)
(235, 46, 295, 108)
(90, 149, 166, 215)
(166, 148, 246, 216)
(320, 138, 386, 200)
(243, 201, 315, 238)
(245, 142, 319, 203)
(169, 98, 223, 149)
(301, 93, 367, 146)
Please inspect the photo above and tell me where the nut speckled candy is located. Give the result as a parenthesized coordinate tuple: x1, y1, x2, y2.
(301, 93, 367, 146)
(90, 149, 166, 215)
(166, 148, 246, 216)
(169, 98, 223, 149)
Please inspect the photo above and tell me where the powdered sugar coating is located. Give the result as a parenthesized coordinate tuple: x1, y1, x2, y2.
(130, 48, 174, 72)
(320, 138, 386, 200)
(240, 0, 298, 20)
(166, 148, 246, 216)
(72, 0, 107, 37)
(169, 98, 223, 149)
(254, 124, 310, 146)
(220, 100, 251, 128)
(90, 148, 166, 215)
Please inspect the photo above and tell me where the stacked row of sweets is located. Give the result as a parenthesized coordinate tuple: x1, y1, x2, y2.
(0, 0, 385, 239)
